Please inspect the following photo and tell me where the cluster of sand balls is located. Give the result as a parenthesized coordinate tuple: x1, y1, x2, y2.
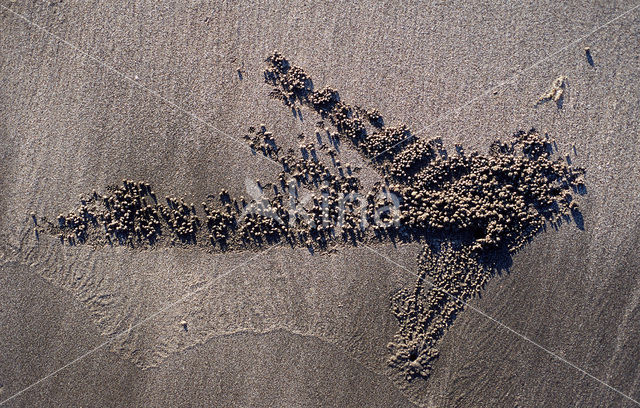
(263, 52, 586, 381)
(388, 242, 484, 380)
(264, 52, 584, 251)
(238, 124, 371, 246)
(264, 52, 312, 107)
(391, 129, 585, 252)
(51, 180, 179, 246)
(264, 52, 415, 163)
(40, 52, 587, 383)
(43, 124, 379, 250)
(243, 124, 280, 159)
(51, 180, 159, 245)
(201, 196, 235, 247)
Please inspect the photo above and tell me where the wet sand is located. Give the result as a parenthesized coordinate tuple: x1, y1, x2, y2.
(1, 1, 640, 407)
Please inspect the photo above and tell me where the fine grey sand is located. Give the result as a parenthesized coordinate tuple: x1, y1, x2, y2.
(1, 1, 640, 407)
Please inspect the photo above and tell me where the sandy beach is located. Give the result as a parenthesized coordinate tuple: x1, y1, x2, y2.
(1, 1, 640, 406)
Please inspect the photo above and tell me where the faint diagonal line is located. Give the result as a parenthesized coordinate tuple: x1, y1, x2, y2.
(0, 3, 284, 172)
(362, 243, 640, 407)
(368, 2, 640, 162)
(0, 244, 278, 406)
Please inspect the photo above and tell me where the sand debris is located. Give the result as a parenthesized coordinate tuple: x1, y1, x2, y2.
(537, 75, 567, 106)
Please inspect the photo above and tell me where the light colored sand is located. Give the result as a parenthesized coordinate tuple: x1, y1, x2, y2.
(1, 1, 640, 407)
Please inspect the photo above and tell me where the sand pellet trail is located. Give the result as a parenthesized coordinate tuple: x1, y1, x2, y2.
(9, 54, 589, 406)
